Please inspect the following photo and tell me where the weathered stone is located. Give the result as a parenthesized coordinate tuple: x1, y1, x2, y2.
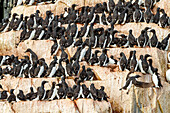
(0, 31, 21, 55)
(0, 102, 13, 113)
(12, 99, 77, 113)
(75, 99, 112, 113)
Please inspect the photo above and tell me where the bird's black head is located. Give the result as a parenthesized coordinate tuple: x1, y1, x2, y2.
(10, 89, 15, 94)
(133, 50, 136, 54)
(148, 59, 152, 64)
(87, 68, 92, 71)
(72, 4, 78, 9)
(13, 13, 19, 17)
(0, 84, 3, 89)
(82, 65, 85, 70)
(110, 55, 114, 59)
(19, 90, 23, 93)
(119, 34, 127, 38)
(144, 54, 152, 58)
(120, 52, 125, 57)
(140, 55, 143, 60)
(102, 48, 109, 53)
(46, 10, 52, 15)
(91, 83, 94, 87)
(129, 29, 132, 33)
(52, 82, 56, 86)
(64, 7, 67, 11)
(24, 16, 29, 21)
(25, 48, 31, 53)
(129, 51, 133, 56)
(77, 80, 82, 85)
(30, 14, 35, 18)
(149, 29, 155, 33)
(30, 87, 34, 92)
(144, 27, 151, 31)
(56, 83, 62, 87)
(95, 50, 101, 54)
(135, 75, 141, 78)
(153, 68, 158, 73)
(42, 81, 48, 85)
(36, 10, 40, 14)
(100, 86, 105, 90)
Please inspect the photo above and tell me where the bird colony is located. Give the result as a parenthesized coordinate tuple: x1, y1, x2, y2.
(0, 0, 169, 112)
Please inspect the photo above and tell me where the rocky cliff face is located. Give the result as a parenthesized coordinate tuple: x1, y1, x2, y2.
(0, 0, 170, 113)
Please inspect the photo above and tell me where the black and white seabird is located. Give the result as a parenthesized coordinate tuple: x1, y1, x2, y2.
(84, 44, 92, 63)
(51, 39, 60, 56)
(118, 8, 128, 24)
(118, 34, 129, 47)
(144, 0, 152, 8)
(161, 34, 170, 51)
(152, 68, 163, 88)
(149, 29, 158, 47)
(73, 80, 84, 99)
(137, 30, 146, 47)
(13, 14, 23, 31)
(108, 0, 115, 12)
(45, 59, 58, 78)
(26, 87, 37, 101)
(79, 43, 88, 62)
(128, 29, 137, 47)
(25, 48, 38, 65)
(79, 65, 88, 81)
(90, 50, 101, 66)
(118, 52, 127, 71)
(144, 7, 153, 23)
(8, 13, 19, 31)
(66, 87, 74, 100)
(0, 90, 8, 100)
(112, 6, 118, 24)
(168, 52, 170, 62)
(148, 59, 156, 75)
(152, 7, 160, 24)
(37, 81, 48, 100)
(16, 0, 23, 6)
(56, 59, 65, 77)
(99, 49, 109, 67)
(86, 68, 95, 81)
(138, 54, 151, 74)
(16, 90, 26, 101)
(60, 47, 68, 61)
(73, 59, 80, 76)
(89, 83, 97, 100)
(34, 59, 45, 78)
(27, 14, 36, 30)
(7, 89, 16, 103)
(0, 18, 10, 32)
(166, 69, 170, 83)
(130, 50, 138, 71)
(120, 75, 141, 94)
(108, 55, 117, 65)
(47, 82, 57, 100)
(65, 59, 73, 77)
(133, 5, 142, 23)
(159, 9, 168, 28)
